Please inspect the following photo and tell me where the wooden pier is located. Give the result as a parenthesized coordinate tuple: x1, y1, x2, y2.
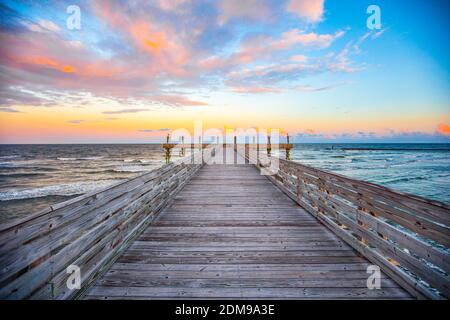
(0, 145, 448, 300)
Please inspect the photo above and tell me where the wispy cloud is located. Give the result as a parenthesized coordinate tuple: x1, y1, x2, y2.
(139, 128, 171, 132)
(231, 86, 282, 94)
(102, 108, 150, 114)
(67, 119, 84, 124)
(295, 82, 349, 92)
(0, 107, 21, 113)
(217, 0, 272, 25)
(151, 95, 208, 106)
(26, 19, 61, 33)
(286, 0, 324, 23)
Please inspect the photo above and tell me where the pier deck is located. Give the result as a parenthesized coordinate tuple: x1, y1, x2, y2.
(85, 159, 410, 299)
(2, 146, 447, 300)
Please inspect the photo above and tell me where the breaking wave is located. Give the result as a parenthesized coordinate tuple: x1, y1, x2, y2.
(0, 179, 123, 201)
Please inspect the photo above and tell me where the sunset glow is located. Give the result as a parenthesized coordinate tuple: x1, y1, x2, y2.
(0, 0, 449, 143)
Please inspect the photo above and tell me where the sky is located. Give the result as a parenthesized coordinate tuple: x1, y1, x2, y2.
(0, 0, 449, 143)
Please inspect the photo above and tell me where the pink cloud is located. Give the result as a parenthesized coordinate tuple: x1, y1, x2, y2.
(286, 0, 324, 23)
(230, 86, 282, 94)
(209, 29, 344, 71)
(217, 0, 272, 25)
(151, 95, 208, 106)
(156, 0, 191, 11)
(437, 123, 450, 136)
(290, 55, 308, 62)
(92, 1, 192, 77)
(273, 29, 344, 50)
(0, 0, 357, 108)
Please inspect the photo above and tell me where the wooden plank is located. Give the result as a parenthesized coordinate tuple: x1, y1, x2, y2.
(84, 153, 412, 300)
(85, 286, 411, 299)
(0, 147, 208, 299)
(237, 148, 449, 299)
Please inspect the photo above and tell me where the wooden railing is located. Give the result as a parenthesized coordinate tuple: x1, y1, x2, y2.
(240, 146, 450, 300)
(0, 145, 216, 300)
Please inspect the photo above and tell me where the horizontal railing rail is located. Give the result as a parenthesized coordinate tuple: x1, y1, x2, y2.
(0, 145, 216, 300)
(239, 145, 450, 300)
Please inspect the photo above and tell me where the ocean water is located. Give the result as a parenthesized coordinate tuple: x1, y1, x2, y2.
(0, 143, 449, 223)
(276, 143, 450, 204)
(0, 144, 191, 222)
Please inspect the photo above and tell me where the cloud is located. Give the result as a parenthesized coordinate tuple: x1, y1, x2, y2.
(226, 62, 317, 88)
(156, 0, 191, 11)
(286, 0, 324, 23)
(151, 95, 208, 106)
(227, 29, 344, 67)
(295, 82, 347, 92)
(139, 128, 171, 133)
(102, 108, 150, 114)
(0, 1, 362, 109)
(290, 55, 308, 63)
(0, 107, 21, 113)
(217, 0, 272, 25)
(67, 119, 84, 124)
(0, 86, 58, 107)
(326, 29, 385, 74)
(372, 28, 388, 39)
(437, 123, 450, 136)
(27, 19, 61, 33)
(272, 29, 344, 50)
(231, 86, 282, 94)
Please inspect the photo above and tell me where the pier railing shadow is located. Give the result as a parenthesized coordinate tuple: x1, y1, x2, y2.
(0, 145, 217, 299)
(238, 145, 450, 299)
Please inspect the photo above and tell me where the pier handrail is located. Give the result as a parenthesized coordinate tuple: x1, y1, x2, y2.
(0, 144, 217, 300)
(240, 145, 450, 299)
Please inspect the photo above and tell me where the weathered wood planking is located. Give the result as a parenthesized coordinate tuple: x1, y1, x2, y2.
(2, 144, 446, 300)
(84, 149, 411, 300)
(240, 146, 449, 299)
(0, 146, 216, 299)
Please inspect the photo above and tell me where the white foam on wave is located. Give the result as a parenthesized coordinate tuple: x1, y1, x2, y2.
(0, 179, 124, 201)
(113, 165, 154, 173)
(57, 156, 104, 161)
(123, 158, 140, 163)
(79, 156, 104, 160)
(139, 159, 155, 164)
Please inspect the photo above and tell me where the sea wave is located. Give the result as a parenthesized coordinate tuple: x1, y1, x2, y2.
(0, 172, 46, 178)
(113, 165, 154, 173)
(123, 158, 140, 163)
(80, 156, 104, 160)
(57, 156, 104, 161)
(0, 179, 124, 201)
(139, 159, 155, 164)
(343, 147, 450, 151)
(383, 176, 427, 184)
(351, 158, 367, 163)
